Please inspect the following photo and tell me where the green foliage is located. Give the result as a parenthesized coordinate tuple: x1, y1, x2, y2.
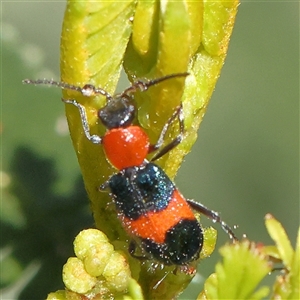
(46, 217, 299, 300)
(47, 229, 138, 299)
(197, 215, 299, 300)
(2, 1, 298, 299)
(203, 241, 271, 299)
(265, 214, 300, 299)
(59, 1, 238, 298)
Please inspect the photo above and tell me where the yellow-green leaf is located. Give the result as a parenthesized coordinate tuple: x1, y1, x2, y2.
(203, 241, 271, 300)
(265, 213, 294, 270)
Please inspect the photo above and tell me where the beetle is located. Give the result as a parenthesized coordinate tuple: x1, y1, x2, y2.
(23, 73, 238, 265)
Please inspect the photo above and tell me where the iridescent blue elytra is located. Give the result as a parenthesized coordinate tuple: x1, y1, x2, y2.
(108, 163, 175, 220)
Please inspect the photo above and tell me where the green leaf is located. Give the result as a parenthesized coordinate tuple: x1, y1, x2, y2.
(199, 216, 300, 300)
(265, 213, 294, 270)
(60, 0, 136, 246)
(265, 215, 300, 300)
(203, 241, 271, 300)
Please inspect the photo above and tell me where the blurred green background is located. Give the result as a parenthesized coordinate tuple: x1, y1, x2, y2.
(1, 1, 298, 299)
